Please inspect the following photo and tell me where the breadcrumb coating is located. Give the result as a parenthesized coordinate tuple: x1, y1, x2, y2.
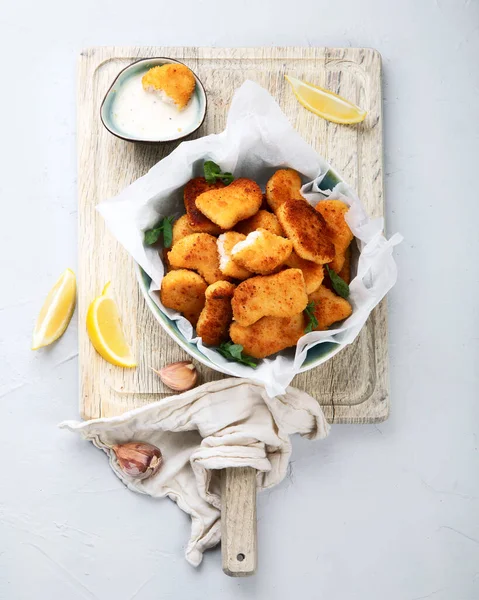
(231, 229, 292, 275)
(230, 314, 305, 359)
(195, 179, 263, 229)
(231, 268, 308, 327)
(197, 281, 235, 346)
(308, 285, 352, 331)
(265, 169, 305, 213)
(168, 233, 226, 284)
(277, 199, 335, 264)
(160, 269, 207, 326)
(142, 64, 196, 110)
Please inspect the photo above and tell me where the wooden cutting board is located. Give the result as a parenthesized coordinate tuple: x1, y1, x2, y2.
(78, 46, 388, 424)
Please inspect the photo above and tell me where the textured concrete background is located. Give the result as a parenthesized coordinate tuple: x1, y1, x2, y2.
(1, 0, 478, 598)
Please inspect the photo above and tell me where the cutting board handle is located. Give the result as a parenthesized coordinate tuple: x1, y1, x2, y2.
(221, 466, 257, 577)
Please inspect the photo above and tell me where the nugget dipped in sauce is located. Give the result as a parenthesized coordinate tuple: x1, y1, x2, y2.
(142, 63, 196, 110)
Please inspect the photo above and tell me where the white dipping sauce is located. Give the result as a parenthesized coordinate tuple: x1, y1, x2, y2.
(112, 72, 200, 140)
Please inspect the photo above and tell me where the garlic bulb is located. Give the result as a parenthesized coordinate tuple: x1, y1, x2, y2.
(153, 361, 198, 391)
(112, 442, 162, 480)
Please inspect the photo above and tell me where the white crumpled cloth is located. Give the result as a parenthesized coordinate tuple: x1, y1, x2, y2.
(60, 378, 329, 566)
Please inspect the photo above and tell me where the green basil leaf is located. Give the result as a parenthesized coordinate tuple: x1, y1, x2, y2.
(238, 356, 258, 368)
(217, 341, 258, 368)
(220, 172, 234, 185)
(203, 161, 234, 185)
(144, 216, 175, 247)
(144, 226, 164, 246)
(326, 265, 350, 299)
(303, 300, 319, 333)
(204, 160, 221, 183)
(162, 216, 174, 248)
(227, 344, 244, 359)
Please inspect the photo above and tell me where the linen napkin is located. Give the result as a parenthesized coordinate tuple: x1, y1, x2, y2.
(60, 378, 330, 566)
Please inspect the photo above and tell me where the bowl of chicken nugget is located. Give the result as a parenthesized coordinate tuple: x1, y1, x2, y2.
(137, 160, 355, 374)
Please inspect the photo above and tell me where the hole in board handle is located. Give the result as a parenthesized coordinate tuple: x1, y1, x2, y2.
(237, 553, 245, 562)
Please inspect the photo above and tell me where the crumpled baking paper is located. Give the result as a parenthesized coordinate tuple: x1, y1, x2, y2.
(60, 378, 330, 566)
(98, 80, 402, 397)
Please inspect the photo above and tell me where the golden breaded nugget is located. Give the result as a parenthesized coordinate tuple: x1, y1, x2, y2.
(196, 281, 235, 346)
(231, 229, 293, 275)
(277, 200, 335, 264)
(142, 64, 195, 110)
(338, 246, 352, 284)
(160, 269, 207, 326)
(217, 232, 252, 280)
(265, 169, 305, 212)
(167, 233, 225, 284)
(235, 210, 284, 236)
(195, 179, 262, 229)
(316, 200, 353, 273)
(172, 215, 196, 246)
(183, 177, 225, 234)
(308, 285, 352, 331)
(329, 251, 346, 273)
(162, 248, 173, 272)
(232, 268, 308, 327)
(284, 251, 324, 294)
(230, 314, 305, 359)
(315, 200, 353, 254)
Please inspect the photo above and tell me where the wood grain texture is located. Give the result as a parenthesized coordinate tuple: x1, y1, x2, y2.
(78, 46, 388, 424)
(221, 467, 257, 577)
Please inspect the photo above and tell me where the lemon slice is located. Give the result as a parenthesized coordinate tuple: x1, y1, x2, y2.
(32, 269, 77, 350)
(285, 75, 367, 124)
(86, 283, 137, 368)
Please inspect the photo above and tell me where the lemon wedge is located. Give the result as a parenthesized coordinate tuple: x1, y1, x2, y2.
(86, 283, 137, 368)
(285, 75, 367, 124)
(32, 269, 77, 350)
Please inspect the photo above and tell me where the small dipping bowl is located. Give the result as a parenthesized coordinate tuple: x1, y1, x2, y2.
(100, 57, 207, 143)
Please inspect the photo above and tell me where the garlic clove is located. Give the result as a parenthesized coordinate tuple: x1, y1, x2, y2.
(112, 442, 162, 480)
(152, 361, 198, 392)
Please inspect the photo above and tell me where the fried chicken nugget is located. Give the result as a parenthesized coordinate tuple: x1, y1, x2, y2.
(284, 251, 324, 294)
(232, 268, 308, 327)
(196, 281, 235, 346)
(167, 233, 225, 284)
(195, 179, 262, 229)
(162, 248, 173, 272)
(142, 64, 195, 110)
(338, 246, 352, 284)
(172, 215, 196, 246)
(315, 200, 353, 254)
(217, 232, 252, 280)
(183, 178, 225, 235)
(265, 169, 305, 213)
(235, 210, 284, 236)
(231, 229, 293, 275)
(230, 314, 305, 359)
(308, 285, 352, 331)
(160, 270, 207, 326)
(315, 199, 354, 272)
(277, 199, 335, 265)
(329, 250, 346, 273)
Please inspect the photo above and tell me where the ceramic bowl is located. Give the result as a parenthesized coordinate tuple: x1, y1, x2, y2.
(136, 169, 347, 376)
(100, 57, 207, 143)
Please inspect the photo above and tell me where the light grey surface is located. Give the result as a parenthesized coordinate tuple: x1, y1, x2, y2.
(1, 0, 478, 598)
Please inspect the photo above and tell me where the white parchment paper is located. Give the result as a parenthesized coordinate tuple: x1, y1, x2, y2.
(98, 80, 402, 396)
